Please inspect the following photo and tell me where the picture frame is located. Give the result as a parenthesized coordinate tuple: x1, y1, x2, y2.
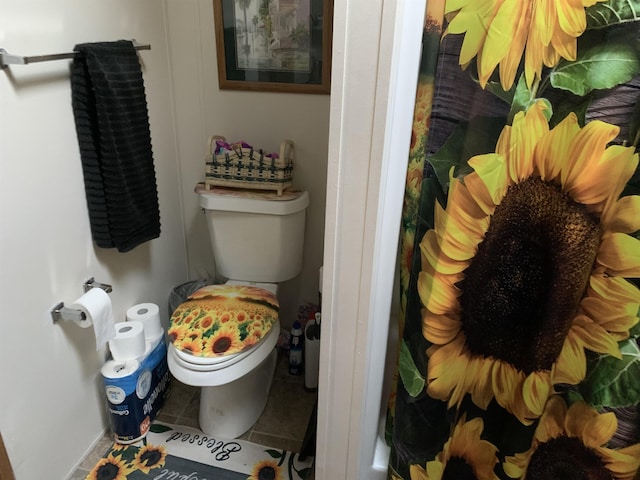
(213, 0, 333, 94)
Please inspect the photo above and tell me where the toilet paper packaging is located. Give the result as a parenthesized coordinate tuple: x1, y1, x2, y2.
(101, 339, 171, 444)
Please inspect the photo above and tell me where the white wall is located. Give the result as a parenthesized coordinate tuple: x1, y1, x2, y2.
(0, 1, 330, 478)
(0, 2, 186, 479)
(166, 0, 329, 327)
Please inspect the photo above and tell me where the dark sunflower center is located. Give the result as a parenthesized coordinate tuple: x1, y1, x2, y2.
(459, 177, 601, 373)
(140, 449, 162, 466)
(258, 466, 277, 480)
(526, 436, 613, 480)
(213, 336, 232, 353)
(442, 456, 477, 480)
(96, 462, 120, 480)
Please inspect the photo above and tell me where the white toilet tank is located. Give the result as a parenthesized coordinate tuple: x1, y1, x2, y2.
(199, 190, 309, 283)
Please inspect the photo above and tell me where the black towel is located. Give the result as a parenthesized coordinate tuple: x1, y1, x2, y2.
(71, 40, 161, 252)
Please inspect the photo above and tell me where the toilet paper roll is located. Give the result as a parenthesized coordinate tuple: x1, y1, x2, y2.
(100, 358, 141, 379)
(109, 321, 146, 361)
(126, 303, 163, 341)
(69, 288, 115, 351)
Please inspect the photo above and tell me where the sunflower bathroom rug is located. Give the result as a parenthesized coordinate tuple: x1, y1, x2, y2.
(86, 422, 313, 480)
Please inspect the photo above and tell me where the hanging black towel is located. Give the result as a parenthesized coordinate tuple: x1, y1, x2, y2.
(71, 40, 161, 252)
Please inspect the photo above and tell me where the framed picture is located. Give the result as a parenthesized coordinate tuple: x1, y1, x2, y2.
(213, 0, 333, 94)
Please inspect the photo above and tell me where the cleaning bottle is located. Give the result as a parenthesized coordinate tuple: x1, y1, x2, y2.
(289, 320, 304, 375)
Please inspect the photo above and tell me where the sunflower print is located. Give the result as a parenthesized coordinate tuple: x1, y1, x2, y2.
(169, 285, 279, 357)
(203, 323, 244, 356)
(444, 0, 608, 91)
(132, 444, 167, 474)
(248, 459, 282, 480)
(504, 396, 640, 479)
(409, 416, 499, 480)
(86, 453, 134, 480)
(419, 100, 640, 425)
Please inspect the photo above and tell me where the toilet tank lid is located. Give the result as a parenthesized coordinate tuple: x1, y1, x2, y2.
(198, 186, 309, 215)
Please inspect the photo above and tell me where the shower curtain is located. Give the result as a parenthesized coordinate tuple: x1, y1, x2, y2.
(387, 1, 640, 479)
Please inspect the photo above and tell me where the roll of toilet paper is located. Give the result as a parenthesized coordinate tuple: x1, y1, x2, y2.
(69, 288, 115, 351)
(126, 303, 163, 342)
(100, 358, 141, 380)
(108, 321, 146, 361)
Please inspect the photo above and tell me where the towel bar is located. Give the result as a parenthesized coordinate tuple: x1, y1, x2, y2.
(0, 40, 150, 69)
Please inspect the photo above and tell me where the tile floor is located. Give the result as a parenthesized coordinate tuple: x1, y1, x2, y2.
(70, 352, 317, 479)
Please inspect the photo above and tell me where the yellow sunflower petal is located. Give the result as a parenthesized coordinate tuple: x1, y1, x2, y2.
(535, 395, 567, 442)
(524, 22, 545, 86)
(498, 1, 530, 90)
(551, 333, 587, 385)
(448, 175, 487, 220)
(564, 401, 599, 438)
(580, 297, 639, 339)
(534, 112, 580, 182)
(589, 273, 640, 306)
(500, 101, 549, 183)
(468, 358, 495, 409)
(427, 338, 469, 402)
(409, 464, 429, 480)
(562, 120, 620, 188)
(424, 459, 444, 480)
(423, 308, 461, 340)
(434, 203, 484, 261)
(522, 371, 552, 417)
(421, 229, 470, 275)
(445, 0, 474, 15)
(601, 444, 640, 480)
(534, 0, 556, 46)
(427, 335, 466, 380)
(418, 269, 461, 315)
(503, 451, 531, 479)
(480, 0, 520, 82)
(567, 145, 638, 208)
(556, 0, 587, 37)
(597, 233, 640, 277)
(462, 170, 498, 215)
(468, 153, 509, 205)
(581, 410, 618, 447)
(603, 195, 640, 233)
(571, 314, 622, 358)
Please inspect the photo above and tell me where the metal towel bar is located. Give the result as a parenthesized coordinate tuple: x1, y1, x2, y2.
(0, 40, 150, 69)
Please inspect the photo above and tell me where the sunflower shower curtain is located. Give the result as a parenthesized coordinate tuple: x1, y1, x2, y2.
(387, 1, 640, 479)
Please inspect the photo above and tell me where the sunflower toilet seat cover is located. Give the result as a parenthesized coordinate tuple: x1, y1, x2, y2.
(169, 284, 279, 358)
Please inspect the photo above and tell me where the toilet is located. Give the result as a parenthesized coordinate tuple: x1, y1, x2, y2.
(167, 187, 310, 438)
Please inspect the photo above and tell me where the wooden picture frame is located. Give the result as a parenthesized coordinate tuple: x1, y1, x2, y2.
(213, 0, 332, 94)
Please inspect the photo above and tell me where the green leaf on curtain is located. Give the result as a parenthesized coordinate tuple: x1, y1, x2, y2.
(428, 117, 507, 191)
(581, 339, 640, 408)
(398, 339, 425, 398)
(549, 95, 591, 128)
(484, 79, 517, 106)
(586, 0, 640, 29)
(549, 41, 640, 96)
(507, 75, 553, 123)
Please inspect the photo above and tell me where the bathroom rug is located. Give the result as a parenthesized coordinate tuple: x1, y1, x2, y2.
(85, 422, 313, 480)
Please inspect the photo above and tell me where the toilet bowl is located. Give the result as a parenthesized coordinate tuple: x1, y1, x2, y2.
(168, 281, 281, 438)
(167, 185, 309, 439)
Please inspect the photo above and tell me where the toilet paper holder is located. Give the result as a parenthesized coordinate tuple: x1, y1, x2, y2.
(51, 277, 113, 323)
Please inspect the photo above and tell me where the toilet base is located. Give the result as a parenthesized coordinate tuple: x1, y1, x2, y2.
(199, 348, 277, 438)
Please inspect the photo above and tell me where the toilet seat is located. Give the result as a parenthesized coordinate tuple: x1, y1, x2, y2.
(169, 283, 279, 360)
(168, 283, 280, 386)
(168, 319, 280, 386)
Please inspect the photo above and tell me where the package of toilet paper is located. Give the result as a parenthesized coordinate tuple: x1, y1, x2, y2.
(101, 339, 171, 444)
